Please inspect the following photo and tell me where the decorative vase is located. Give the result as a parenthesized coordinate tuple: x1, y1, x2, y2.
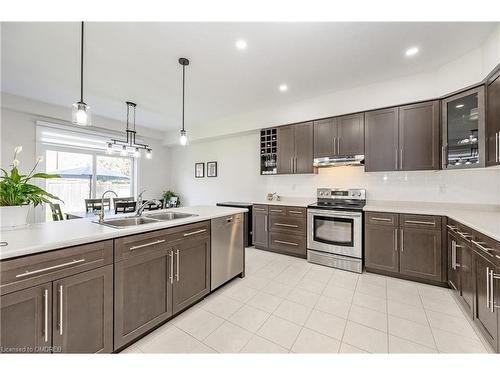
(0, 205, 31, 229)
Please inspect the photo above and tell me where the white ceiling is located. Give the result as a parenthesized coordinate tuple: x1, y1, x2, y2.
(1, 22, 497, 132)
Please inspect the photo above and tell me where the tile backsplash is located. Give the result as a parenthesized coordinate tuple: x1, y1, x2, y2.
(264, 166, 500, 205)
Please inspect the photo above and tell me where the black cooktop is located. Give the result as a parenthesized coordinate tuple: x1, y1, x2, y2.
(308, 199, 366, 212)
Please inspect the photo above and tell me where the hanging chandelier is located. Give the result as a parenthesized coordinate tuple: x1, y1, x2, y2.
(106, 102, 152, 159)
(72, 21, 91, 126)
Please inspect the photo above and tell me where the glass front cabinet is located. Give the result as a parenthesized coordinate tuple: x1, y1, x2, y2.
(442, 86, 486, 169)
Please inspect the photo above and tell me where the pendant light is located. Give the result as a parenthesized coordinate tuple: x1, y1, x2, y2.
(72, 22, 91, 126)
(179, 57, 189, 146)
(107, 102, 152, 159)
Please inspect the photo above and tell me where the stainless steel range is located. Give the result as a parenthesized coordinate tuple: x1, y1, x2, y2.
(307, 188, 366, 273)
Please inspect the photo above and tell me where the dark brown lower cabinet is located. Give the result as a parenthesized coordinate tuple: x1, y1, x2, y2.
(252, 205, 269, 248)
(473, 252, 499, 351)
(0, 283, 52, 353)
(172, 236, 210, 314)
(114, 245, 172, 349)
(53, 265, 113, 353)
(399, 227, 442, 282)
(364, 223, 399, 273)
(457, 240, 474, 316)
(364, 212, 443, 284)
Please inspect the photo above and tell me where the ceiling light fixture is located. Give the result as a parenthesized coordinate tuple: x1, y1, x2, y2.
(279, 84, 288, 92)
(72, 21, 91, 126)
(236, 39, 247, 50)
(179, 57, 190, 146)
(107, 102, 152, 159)
(405, 47, 419, 57)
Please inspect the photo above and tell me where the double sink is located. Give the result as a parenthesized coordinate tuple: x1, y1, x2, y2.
(97, 211, 197, 229)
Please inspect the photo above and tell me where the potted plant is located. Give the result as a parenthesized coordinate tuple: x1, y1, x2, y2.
(162, 190, 180, 208)
(0, 146, 61, 228)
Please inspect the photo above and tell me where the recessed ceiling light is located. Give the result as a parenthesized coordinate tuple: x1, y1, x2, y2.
(455, 104, 464, 108)
(405, 47, 419, 57)
(279, 84, 288, 92)
(235, 39, 247, 50)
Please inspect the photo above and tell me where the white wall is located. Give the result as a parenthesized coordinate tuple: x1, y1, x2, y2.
(1, 94, 171, 221)
(168, 132, 266, 206)
(169, 133, 500, 206)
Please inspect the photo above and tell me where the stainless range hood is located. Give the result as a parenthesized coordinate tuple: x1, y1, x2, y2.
(313, 154, 365, 167)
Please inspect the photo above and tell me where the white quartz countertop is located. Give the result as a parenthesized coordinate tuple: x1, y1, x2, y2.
(364, 201, 500, 242)
(253, 197, 316, 207)
(0, 206, 247, 260)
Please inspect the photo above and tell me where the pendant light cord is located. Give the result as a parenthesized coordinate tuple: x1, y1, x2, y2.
(80, 21, 84, 103)
(182, 64, 185, 132)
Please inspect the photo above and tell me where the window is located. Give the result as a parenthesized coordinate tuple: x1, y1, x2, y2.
(37, 122, 137, 221)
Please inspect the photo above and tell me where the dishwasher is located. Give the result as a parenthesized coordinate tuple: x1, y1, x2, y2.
(211, 213, 244, 291)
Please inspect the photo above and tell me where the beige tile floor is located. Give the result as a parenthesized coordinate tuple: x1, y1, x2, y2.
(121, 247, 492, 354)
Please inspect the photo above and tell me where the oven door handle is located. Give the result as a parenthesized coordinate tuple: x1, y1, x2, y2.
(307, 209, 361, 218)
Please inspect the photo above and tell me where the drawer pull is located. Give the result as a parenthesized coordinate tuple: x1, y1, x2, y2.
(254, 208, 266, 211)
(405, 220, 435, 226)
(15, 258, 86, 278)
(471, 240, 495, 256)
(270, 209, 283, 213)
(446, 225, 457, 231)
(275, 223, 299, 228)
(274, 239, 298, 246)
(130, 239, 166, 251)
(457, 231, 472, 240)
(289, 210, 303, 214)
(371, 217, 391, 222)
(183, 229, 207, 237)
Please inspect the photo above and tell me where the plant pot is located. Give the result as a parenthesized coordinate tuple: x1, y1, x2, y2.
(0, 205, 31, 229)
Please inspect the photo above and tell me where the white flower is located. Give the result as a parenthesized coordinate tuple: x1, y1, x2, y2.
(12, 159, 19, 167)
(14, 146, 23, 154)
(37, 156, 44, 163)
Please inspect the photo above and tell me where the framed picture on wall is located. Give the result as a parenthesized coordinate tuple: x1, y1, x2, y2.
(207, 161, 218, 177)
(195, 162, 204, 178)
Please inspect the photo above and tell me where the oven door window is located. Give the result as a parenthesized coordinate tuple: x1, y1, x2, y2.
(313, 215, 354, 247)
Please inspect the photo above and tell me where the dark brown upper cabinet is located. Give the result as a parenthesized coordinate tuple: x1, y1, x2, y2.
(364, 107, 399, 172)
(399, 101, 440, 170)
(313, 118, 336, 158)
(365, 101, 440, 172)
(277, 122, 314, 174)
(486, 70, 500, 166)
(314, 113, 364, 158)
(442, 86, 486, 169)
(337, 113, 365, 155)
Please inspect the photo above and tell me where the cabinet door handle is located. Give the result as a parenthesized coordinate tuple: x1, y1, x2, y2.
(337, 137, 340, 154)
(400, 229, 404, 252)
(264, 215, 268, 232)
(471, 240, 494, 256)
(446, 224, 457, 231)
(371, 217, 391, 222)
(457, 231, 472, 240)
(394, 229, 398, 252)
(395, 148, 398, 170)
(43, 289, 49, 343)
(451, 240, 456, 270)
(275, 223, 298, 228)
(405, 220, 435, 226)
(130, 239, 165, 251)
(274, 239, 298, 246)
(15, 258, 86, 278)
(487, 267, 491, 310)
(290, 157, 293, 172)
(169, 250, 174, 284)
(175, 249, 180, 282)
(333, 137, 336, 155)
(183, 229, 207, 237)
(400, 148, 403, 170)
(496, 132, 499, 163)
(58, 285, 63, 336)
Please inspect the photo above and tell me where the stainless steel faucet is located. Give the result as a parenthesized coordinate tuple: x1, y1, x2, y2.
(97, 190, 118, 223)
(135, 199, 162, 217)
(137, 189, 147, 204)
